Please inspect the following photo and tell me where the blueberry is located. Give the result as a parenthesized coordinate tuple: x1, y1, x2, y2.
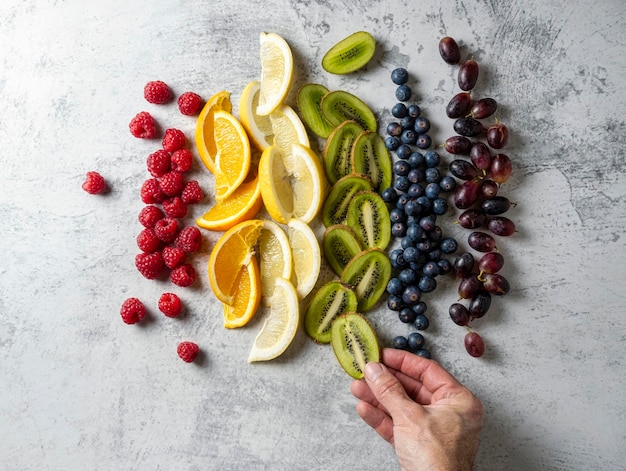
(432, 198, 449, 215)
(389, 207, 406, 223)
(400, 116, 415, 130)
(391, 102, 408, 118)
(425, 167, 440, 183)
(393, 160, 410, 177)
(429, 225, 443, 243)
(416, 195, 432, 211)
(381, 187, 398, 204)
(386, 122, 402, 136)
(422, 261, 441, 277)
(402, 285, 422, 305)
(401, 129, 417, 145)
(428, 249, 442, 262)
(440, 237, 458, 254)
(412, 301, 427, 316)
(396, 84, 412, 102)
(424, 150, 440, 168)
(414, 314, 430, 331)
(425, 182, 441, 199)
(392, 335, 409, 350)
(402, 246, 418, 263)
(418, 275, 437, 292)
(414, 117, 431, 134)
(394, 176, 411, 192)
(387, 295, 403, 311)
(407, 332, 425, 351)
(407, 168, 424, 184)
(437, 258, 452, 275)
(401, 236, 415, 249)
(389, 248, 407, 268)
(399, 307, 417, 324)
(407, 104, 421, 117)
(391, 67, 409, 85)
(404, 199, 421, 217)
(385, 136, 400, 151)
(415, 239, 432, 253)
(396, 193, 410, 209)
(386, 277, 404, 296)
(415, 348, 432, 359)
(391, 222, 407, 238)
(419, 215, 436, 232)
(406, 223, 423, 242)
(407, 183, 424, 199)
(407, 152, 424, 168)
(396, 144, 412, 160)
(416, 133, 432, 149)
(398, 268, 418, 285)
(439, 175, 457, 192)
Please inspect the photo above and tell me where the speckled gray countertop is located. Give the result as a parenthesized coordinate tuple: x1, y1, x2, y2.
(1, 1, 625, 470)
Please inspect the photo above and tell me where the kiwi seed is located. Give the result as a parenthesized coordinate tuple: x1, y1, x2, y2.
(304, 281, 358, 343)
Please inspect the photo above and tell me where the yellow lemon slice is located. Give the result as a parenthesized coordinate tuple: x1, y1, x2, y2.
(248, 277, 300, 362)
(287, 218, 321, 300)
(239, 80, 275, 151)
(259, 143, 325, 224)
(259, 219, 293, 304)
(269, 104, 310, 158)
(257, 32, 294, 116)
(195, 91, 232, 174)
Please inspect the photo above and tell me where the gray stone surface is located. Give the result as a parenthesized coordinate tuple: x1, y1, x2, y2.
(1, 0, 625, 469)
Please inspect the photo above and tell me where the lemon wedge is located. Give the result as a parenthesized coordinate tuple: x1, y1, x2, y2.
(239, 80, 275, 151)
(248, 277, 300, 363)
(287, 218, 321, 300)
(257, 32, 294, 116)
(259, 219, 293, 304)
(269, 104, 310, 157)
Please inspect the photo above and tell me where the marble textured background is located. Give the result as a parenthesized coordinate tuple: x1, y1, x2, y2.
(1, 0, 625, 469)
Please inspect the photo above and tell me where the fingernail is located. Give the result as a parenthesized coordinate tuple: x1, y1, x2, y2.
(364, 362, 383, 381)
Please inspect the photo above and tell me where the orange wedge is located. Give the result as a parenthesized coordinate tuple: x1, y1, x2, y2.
(195, 91, 232, 173)
(208, 219, 263, 305)
(196, 174, 263, 232)
(222, 257, 262, 328)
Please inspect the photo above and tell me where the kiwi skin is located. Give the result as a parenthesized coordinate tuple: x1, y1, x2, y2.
(321, 90, 377, 132)
(322, 31, 376, 75)
(296, 83, 335, 139)
(304, 281, 358, 344)
(322, 173, 373, 227)
(323, 224, 363, 276)
(323, 120, 363, 185)
(330, 312, 380, 379)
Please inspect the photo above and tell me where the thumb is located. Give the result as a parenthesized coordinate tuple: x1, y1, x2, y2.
(364, 362, 417, 418)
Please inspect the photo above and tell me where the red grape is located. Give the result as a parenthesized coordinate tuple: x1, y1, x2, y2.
(488, 216, 516, 236)
(454, 180, 481, 209)
(458, 58, 479, 91)
(481, 179, 499, 198)
(458, 274, 482, 299)
(464, 332, 485, 357)
(468, 231, 497, 252)
(453, 252, 475, 278)
(449, 303, 471, 326)
(481, 196, 512, 215)
(469, 291, 491, 319)
(478, 252, 504, 274)
(453, 117, 485, 137)
(444, 135, 472, 154)
(449, 159, 481, 180)
(482, 273, 510, 295)
(470, 97, 498, 119)
(487, 122, 509, 149)
(490, 153, 512, 184)
(446, 92, 472, 119)
(439, 36, 461, 64)
(458, 209, 486, 229)
(470, 142, 492, 170)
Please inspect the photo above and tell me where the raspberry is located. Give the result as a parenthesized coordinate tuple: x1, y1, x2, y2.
(159, 171, 184, 197)
(162, 246, 186, 269)
(162, 196, 188, 219)
(144, 80, 172, 104)
(170, 149, 193, 173)
(177, 341, 199, 363)
(170, 264, 196, 287)
(120, 297, 147, 325)
(140, 178, 165, 204)
(135, 252, 164, 279)
(177, 92, 203, 116)
(175, 226, 202, 253)
(154, 217, 179, 243)
(158, 292, 183, 318)
(162, 128, 186, 153)
(136, 228, 161, 253)
(82, 171, 107, 194)
(138, 205, 164, 228)
(181, 180, 204, 204)
(147, 149, 171, 177)
(129, 111, 157, 139)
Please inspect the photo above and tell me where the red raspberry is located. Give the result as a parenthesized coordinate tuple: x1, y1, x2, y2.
(147, 149, 171, 177)
(154, 217, 179, 243)
(136, 228, 161, 253)
(120, 297, 147, 325)
(140, 178, 165, 204)
(177, 341, 199, 363)
(162, 128, 186, 153)
(158, 292, 183, 318)
(175, 226, 202, 253)
(163, 196, 188, 219)
(138, 205, 164, 228)
(170, 264, 196, 287)
(135, 252, 164, 279)
(159, 171, 184, 197)
(82, 171, 107, 194)
(144, 80, 172, 104)
(162, 246, 186, 269)
(177, 92, 203, 116)
(181, 180, 204, 204)
(129, 111, 157, 139)
(170, 149, 193, 173)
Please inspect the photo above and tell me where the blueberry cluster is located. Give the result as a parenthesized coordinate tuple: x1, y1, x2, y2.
(382, 68, 460, 358)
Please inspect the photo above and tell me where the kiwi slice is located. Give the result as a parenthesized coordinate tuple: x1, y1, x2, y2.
(304, 281, 358, 344)
(340, 248, 392, 312)
(351, 131, 392, 192)
(323, 224, 363, 276)
(296, 83, 335, 139)
(321, 90, 377, 132)
(323, 120, 363, 185)
(330, 312, 380, 379)
(322, 31, 376, 75)
(347, 191, 391, 251)
(322, 174, 373, 227)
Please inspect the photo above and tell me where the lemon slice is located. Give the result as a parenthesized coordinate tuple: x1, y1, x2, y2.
(239, 80, 275, 151)
(259, 143, 325, 224)
(269, 104, 310, 158)
(287, 218, 321, 300)
(257, 32, 293, 116)
(248, 277, 299, 363)
(259, 219, 293, 304)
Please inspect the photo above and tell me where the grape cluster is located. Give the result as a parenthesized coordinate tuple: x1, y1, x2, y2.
(438, 37, 516, 358)
(381, 67, 460, 359)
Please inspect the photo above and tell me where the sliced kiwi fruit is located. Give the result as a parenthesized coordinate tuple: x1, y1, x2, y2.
(323, 120, 363, 185)
(351, 131, 392, 192)
(330, 312, 380, 379)
(322, 173, 373, 227)
(320, 90, 377, 132)
(346, 191, 391, 251)
(296, 83, 335, 139)
(340, 248, 392, 312)
(304, 281, 358, 344)
(323, 224, 363, 276)
(322, 31, 376, 75)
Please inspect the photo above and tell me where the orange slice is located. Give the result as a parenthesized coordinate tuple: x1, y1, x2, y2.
(222, 257, 262, 328)
(196, 174, 263, 232)
(195, 91, 232, 173)
(208, 219, 263, 305)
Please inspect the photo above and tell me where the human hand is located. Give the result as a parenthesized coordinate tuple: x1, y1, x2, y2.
(350, 348, 483, 471)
